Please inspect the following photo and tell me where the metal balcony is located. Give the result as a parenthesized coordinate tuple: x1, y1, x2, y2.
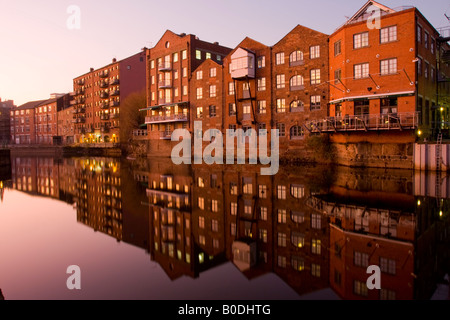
(158, 79, 172, 89)
(304, 112, 420, 133)
(145, 113, 188, 124)
(160, 131, 173, 140)
(99, 71, 109, 78)
(100, 114, 110, 121)
(100, 92, 109, 99)
(100, 81, 109, 88)
(110, 79, 120, 85)
(76, 89, 85, 95)
(77, 117, 86, 124)
(76, 79, 85, 85)
(158, 62, 171, 72)
(109, 101, 119, 107)
(110, 113, 120, 119)
(110, 90, 120, 96)
(100, 102, 109, 109)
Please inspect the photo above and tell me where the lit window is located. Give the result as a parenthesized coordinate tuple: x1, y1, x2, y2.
(310, 95, 321, 111)
(276, 52, 285, 65)
(257, 56, 265, 68)
(380, 26, 397, 43)
(210, 68, 216, 77)
(380, 58, 397, 75)
(354, 63, 369, 79)
(197, 70, 203, 80)
(209, 85, 216, 98)
(276, 74, 285, 89)
(310, 45, 320, 59)
(354, 32, 369, 49)
(196, 50, 202, 60)
(310, 69, 321, 84)
(196, 87, 203, 99)
(276, 99, 286, 113)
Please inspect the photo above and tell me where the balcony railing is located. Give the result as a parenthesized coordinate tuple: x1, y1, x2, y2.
(74, 107, 86, 114)
(158, 79, 172, 89)
(110, 113, 120, 119)
(100, 81, 109, 88)
(100, 102, 109, 109)
(145, 113, 188, 124)
(99, 71, 109, 78)
(100, 114, 110, 121)
(110, 79, 120, 85)
(110, 90, 120, 96)
(305, 112, 420, 133)
(109, 101, 119, 107)
(100, 92, 109, 99)
(77, 117, 86, 124)
(158, 62, 172, 72)
(160, 131, 173, 140)
(76, 89, 85, 95)
(76, 79, 85, 85)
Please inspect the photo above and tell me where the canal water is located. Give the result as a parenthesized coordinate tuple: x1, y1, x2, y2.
(0, 155, 448, 300)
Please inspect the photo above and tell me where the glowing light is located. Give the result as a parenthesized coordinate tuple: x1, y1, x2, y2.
(441, 107, 444, 112)
(440, 211, 443, 217)
(418, 130, 422, 136)
(417, 200, 421, 206)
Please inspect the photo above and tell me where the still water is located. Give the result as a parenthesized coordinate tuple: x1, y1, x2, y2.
(0, 155, 449, 300)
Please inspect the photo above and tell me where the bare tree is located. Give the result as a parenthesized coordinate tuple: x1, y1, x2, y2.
(119, 90, 146, 144)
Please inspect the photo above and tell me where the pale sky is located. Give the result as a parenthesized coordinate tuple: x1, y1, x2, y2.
(0, 0, 449, 106)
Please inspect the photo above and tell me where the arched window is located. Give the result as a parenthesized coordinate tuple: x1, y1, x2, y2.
(290, 125, 305, 140)
(290, 51, 304, 66)
(290, 75, 304, 91)
(290, 100, 304, 112)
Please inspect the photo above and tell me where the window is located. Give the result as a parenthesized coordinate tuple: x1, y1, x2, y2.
(217, 55, 221, 61)
(290, 75, 304, 90)
(278, 209, 287, 224)
(380, 26, 397, 43)
(259, 229, 268, 243)
(425, 62, 429, 79)
(276, 123, 286, 137)
(310, 45, 320, 59)
(231, 202, 237, 215)
(276, 74, 285, 89)
(276, 99, 286, 113)
(182, 67, 187, 77)
(277, 185, 286, 199)
(182, 50, 187, 60)
(311, 213, 321, 229)
(150, 60, 155, 69)
(418, 58, 423, 76)
(197, 70, 203, 80)
(210, 68, 216, 77)
(209, 85, 217, 97)
(243, 104, 251, 116)
(259, 207, 268, 221)
(431, 38, 435, 54)
(278, 233, 287, 247)
(290, 185, 304, 198)
(310, 69, 321, 85)
(417, 25, 422, 43)
(173, 52, 178, 62)
(312, 239, 321, 255)
(183, 85, 188, 96)
(292, 256, 305, 271)
(229, 103, 236, 116)
(291, 233, 305, 248)
(290, 100, 304, 112)
(354, 280, 368, 297)
(206, 52, 211, 59)
(257, 100, 266, 114)
(277, 256, 286, 268)
(380, 58, 397, 75)
(258, 185, 267, 199)
(291, 211, 305, 224)
(310, 95, 321, 111)
(198, 216, 205, 228)
(334, 40, 342, 56)
(354, 32, 369, 49)
(354, 251, 369, 267)
(230, 223, 236, 236)
(196, 107, 203, 118)
(196, 50, 202, 60)
(311, 264, 321, 277)
(257, 56, 265, 68)
(228, 82, 235, 95)
(276, 52, 285, 65)
(257, 78, 266, 91)
(243, 179, 253, 194)
(290, 126, 304, 139)
(424, 32, 429, 49)
(354, 63, 369, 79)
(380, 257, 396, 275)
(258, 123, 267, 136)
(211, 219, 219, 232)
(196, 87, 203, 99)
(380, 289, 396, 300)
(209, 105, 216, 117)
(290, 50, 304, 65)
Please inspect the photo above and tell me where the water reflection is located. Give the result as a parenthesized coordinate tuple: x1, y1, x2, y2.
(2, 154, 450, 300)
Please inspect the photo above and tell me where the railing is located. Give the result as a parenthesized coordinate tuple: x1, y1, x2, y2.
(305, 112, 420, 133)
(77, 117, 86, 124)
(100, 114, 110, 121)
(158, 79, 172, 88)
(76, 79, 85, 85)
(100, 92, 109, 99)
(76, 89, 85, 95)
(145, 114, 188, 124)
(100, 81, 109, 88)
(99, 71, 109, 78)
(110, 79, 120, 85)
(110, 90, 120, 96)
(133, 129, 148, 137)
(110, 101, 119, 107)
(158, 62, 171, 71)
(100, 103, 109, 109)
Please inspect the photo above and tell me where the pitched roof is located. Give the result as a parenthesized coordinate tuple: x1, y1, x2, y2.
(346, 0, 396, 25)
(16, 100, 48, 110)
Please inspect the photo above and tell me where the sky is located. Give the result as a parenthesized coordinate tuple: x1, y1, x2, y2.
(0, 0, 449, 106)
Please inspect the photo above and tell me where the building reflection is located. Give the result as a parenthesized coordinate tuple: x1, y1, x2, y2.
(4, 155, 450, 300)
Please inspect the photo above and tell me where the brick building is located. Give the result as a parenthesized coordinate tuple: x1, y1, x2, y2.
(57, 105, 75, 145)
(10, 100, 44, 145)
(305, 1, 450, 167)
(0, 99, 15, 145)
(142, 30, 232, 156)
(72, 51, 146, 144)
